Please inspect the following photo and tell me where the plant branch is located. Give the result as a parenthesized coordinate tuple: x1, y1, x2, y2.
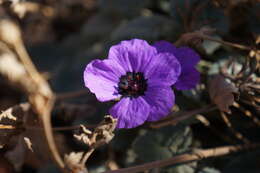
(0, 20, 66, 172)
(0, 124, 16, 129)
(65, 116, 117, 173)
(16, 42, 66, 172)
(195, 115, 237, 144)
(220, 112, 250, 144)
(175, 28, 252, 51)
(0, 103, 96, 132)
(104, 143, 260, 173)
(150, 104, 217, 128)
(56, 89, 89, 100)
(199, 34, 251, 51)
(80, 148, 95, 166)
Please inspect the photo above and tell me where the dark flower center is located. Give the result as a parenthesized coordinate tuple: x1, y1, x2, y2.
(118, 72, 147, 98)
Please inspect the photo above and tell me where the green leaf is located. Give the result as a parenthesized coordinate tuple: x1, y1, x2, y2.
(166, 164, 196, 173)
(111, 128, 139, 152)
(199, 167, 220, 173)
(111, 15, 181, 42)
(133, 125, 193, 163)
(202, 36, 222, 55)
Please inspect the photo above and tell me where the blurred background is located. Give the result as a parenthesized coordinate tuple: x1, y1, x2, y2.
(0, 0, 259, 173)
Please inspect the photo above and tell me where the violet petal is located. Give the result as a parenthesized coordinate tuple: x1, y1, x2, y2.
(108, 39, 157, 73)
(153, 41, 200, 90)
(144, 52, 181, 86)
(109, 97, 150, 128)
(144, 85, 174, 121)
(84, 59, 124, 102)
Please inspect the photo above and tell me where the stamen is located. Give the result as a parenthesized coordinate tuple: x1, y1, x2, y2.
(118, 72, 147, 98)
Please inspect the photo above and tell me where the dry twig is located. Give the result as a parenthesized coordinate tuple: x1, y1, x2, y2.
(0, 19, 65, 172)
(175, 27, 252, 51)
(220, 112, 250, 144)
(56, 89, 89, 100)
(150, 105, 217, 128)
(65, 115, 117, 173)
(195, 115, 237, 144)
(103, 143, 260, 173)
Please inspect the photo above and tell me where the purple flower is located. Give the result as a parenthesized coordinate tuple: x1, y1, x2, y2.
(153, 41, 200, 90)
(84, 39, 200, 129)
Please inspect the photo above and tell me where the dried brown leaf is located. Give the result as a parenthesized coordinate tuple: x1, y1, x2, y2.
(64, 152, 84, 167)
(0, 18, 62, 171)
(91, 115, 117, 148)
(0, 103, 69, 170)
(74, 115, 117, 149)
(23, 137, 33, 152)
(175, 27, 216, 47)
(80, 125, 92, 135)
(209, 75, 238, 113)
(74, 133, 91, 146)
(0, 108, 17, 121)
(64, 152, 87, 173)
(0, 103, 30, 147)
(73, 124, 93, 145)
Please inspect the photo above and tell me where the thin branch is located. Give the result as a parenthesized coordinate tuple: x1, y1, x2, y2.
(0, 124, 16, 129)
(68, 116, 117, 173)
(103, 143, 260, 173)
(0, 20, 66, 172)
(174, 28, 252, 51)
(0, 102, 96, 132)
(220, 112, 250, 144)
(38, 97, 66, 169)
(17, 49, 66, 171)
(233, 102, 260, 126)
(25, 124, 97, 131)
(80, 148, 95, 165)
(56, 89, 89, 100)
(150, 105, 217, 128)
(13, 43, 43, 83)
(195, 115, 237, 144)
(199, 34, 251, 51)
(53, 124, 97, 131)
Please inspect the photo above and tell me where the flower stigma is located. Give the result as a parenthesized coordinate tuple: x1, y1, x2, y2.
(118, 72, 147, 98)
